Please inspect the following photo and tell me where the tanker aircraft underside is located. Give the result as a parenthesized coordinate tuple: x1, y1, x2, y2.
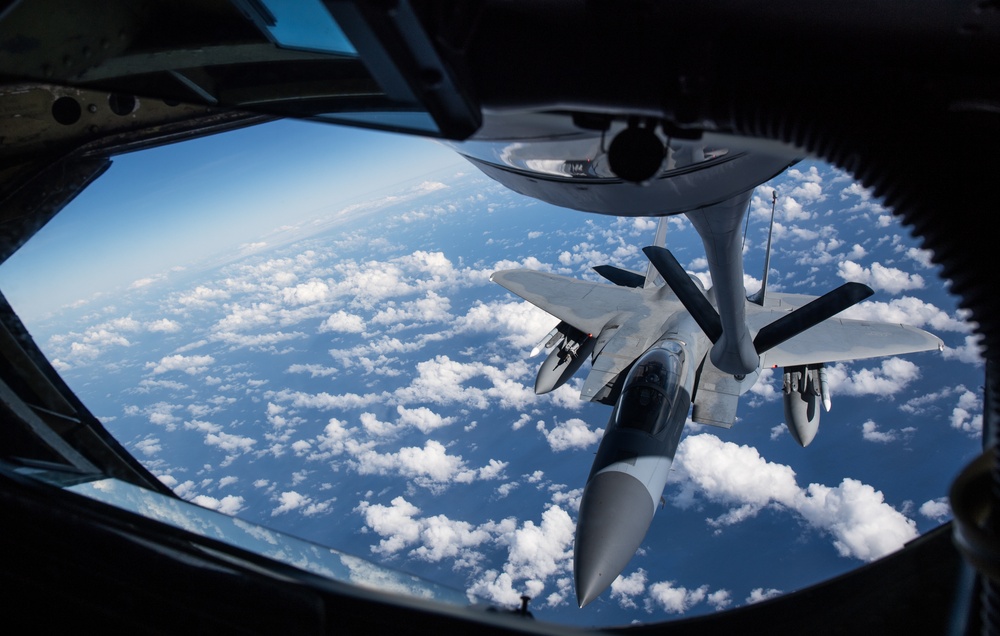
(491, 217, 943, 607)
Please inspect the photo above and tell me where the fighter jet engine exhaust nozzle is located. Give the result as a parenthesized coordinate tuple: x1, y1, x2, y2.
(782, 364, 829, 447)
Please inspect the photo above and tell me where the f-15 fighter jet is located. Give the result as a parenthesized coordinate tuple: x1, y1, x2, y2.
(491, 212, 942, 607)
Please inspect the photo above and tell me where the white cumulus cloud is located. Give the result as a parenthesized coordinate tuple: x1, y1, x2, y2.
(746, 588, 783, 604)
(644, 581, 709, 614)
(824, 358, 920, 397)
(146, 318, 182, 333)
(271, 491, 312, 515)
(536, 418, 604, 452)
(840, 296, 969, 332)
(319, 310, 366, 333)
(671, 434, 917, 561)
(192, 494, 246, 516)
(396, 405, 455, 433)
(951, 388, 983, 435)
(837, 261, 924, 294)
(861, 420, 898, 443)
(611, 569, 647, 609)
(146, 354, 215, 375)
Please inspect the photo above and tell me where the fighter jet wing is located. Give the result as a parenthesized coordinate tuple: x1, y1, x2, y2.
(751, 311, 944, 367)
(490, 269, 646, 336)
(579, 321, 658, 401)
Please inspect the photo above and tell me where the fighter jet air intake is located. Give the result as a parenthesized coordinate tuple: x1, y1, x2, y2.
(483, 145, 944, 606)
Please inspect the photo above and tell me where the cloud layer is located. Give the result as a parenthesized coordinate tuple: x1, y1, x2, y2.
(31, 162, 980, 625)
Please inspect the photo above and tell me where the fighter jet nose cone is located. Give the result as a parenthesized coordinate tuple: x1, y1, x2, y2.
(574, 471, 656, 607)
(575, 574, 602, 609)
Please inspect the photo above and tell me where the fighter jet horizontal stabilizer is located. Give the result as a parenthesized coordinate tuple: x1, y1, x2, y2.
(642, 246, 722, 343)
(752, 282, 874, 355)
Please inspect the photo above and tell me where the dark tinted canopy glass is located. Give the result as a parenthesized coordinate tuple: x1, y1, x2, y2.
(615, 342, 685, 435)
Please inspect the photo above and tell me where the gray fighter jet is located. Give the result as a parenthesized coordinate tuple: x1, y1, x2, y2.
(491, 212, 943, 607)
(468, 136, 946, 606)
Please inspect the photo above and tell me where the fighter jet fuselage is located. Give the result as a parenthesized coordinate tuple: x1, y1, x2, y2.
(574, 329, 703, 607)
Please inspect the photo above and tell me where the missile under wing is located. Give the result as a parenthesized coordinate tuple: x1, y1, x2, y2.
(491, 262, 943, 418)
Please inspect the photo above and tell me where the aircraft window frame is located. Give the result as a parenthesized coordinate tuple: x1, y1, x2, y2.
(233, 0, 358, 57)
(9, 460, 474, 607)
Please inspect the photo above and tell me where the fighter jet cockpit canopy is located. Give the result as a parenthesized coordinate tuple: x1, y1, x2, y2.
(613, 341, 686, 436)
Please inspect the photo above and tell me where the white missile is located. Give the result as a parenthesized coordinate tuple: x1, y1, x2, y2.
(819, 365, 831, 412)
(529, 326, 562, 358)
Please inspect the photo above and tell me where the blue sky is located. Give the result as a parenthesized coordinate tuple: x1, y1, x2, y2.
(0, 120, 463, 322)
(0, 121, 984, 626)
